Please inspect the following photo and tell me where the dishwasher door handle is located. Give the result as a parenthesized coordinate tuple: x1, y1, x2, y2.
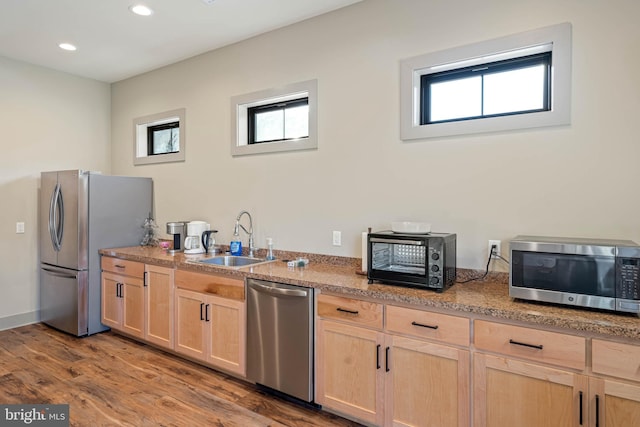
(250, 282, 308, 297)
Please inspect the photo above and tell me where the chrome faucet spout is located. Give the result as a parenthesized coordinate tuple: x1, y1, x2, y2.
(235, 210, 255, 257)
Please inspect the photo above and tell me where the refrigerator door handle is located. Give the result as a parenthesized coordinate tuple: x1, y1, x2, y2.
(49, 183, 64, 252)
(48, 183, 58, 251)
(42, 267, 78, 280)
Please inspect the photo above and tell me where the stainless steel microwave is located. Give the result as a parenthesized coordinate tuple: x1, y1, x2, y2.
(367, 231, 456, 292)
(509, 235, 640, 314)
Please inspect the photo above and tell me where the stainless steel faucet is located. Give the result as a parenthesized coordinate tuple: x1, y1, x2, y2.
(234, 210, 255, 257)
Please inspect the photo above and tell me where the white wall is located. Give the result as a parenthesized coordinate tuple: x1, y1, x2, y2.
(0, 56, 111, 328)
(111, 0, 640, 270)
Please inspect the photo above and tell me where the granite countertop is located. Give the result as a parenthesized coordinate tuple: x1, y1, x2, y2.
(100, 246, 640, 341)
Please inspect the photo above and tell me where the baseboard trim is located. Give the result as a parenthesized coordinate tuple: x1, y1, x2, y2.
(0, 311, 40, 331)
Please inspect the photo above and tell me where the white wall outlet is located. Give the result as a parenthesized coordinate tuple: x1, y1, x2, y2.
(332, 230, 342, 246)
(488, 240, 501, 259)
(16, 222, 25, 234)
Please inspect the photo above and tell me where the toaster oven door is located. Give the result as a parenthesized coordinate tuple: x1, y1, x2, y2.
(368, 237, 428, 286)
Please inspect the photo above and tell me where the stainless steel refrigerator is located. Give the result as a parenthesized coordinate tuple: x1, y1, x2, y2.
(39, 170, 152, 336)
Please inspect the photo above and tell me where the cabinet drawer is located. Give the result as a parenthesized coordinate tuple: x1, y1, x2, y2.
(101, 257, 145, 278)
(593, 339, 640, 381)
(474, 320, 586, 370)
(386, 305, 470, 347)
(174, 269, 244, 301)
(317, 294, 383, 330)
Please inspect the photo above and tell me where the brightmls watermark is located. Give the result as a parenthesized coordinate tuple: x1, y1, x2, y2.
(0, 405, 68, 426)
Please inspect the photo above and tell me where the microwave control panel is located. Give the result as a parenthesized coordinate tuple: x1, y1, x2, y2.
(616, 248, 640, 301)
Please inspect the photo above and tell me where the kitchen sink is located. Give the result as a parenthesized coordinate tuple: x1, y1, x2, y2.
(196, 255, 274, 269)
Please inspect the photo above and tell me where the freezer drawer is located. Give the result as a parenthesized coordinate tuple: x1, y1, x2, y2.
(40, 265, 88, 336)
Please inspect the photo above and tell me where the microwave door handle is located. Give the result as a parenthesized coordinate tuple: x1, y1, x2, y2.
(369, 237, 424, 246)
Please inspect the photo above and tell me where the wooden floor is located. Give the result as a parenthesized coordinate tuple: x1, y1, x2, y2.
(0, 323, 361, 427)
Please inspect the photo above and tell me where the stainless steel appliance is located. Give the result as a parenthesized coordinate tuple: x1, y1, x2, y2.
(39, 170, 152, 336)
(166, 221, 187, 254)
(367, 231, 456, 292)
(510, 235, 640, 313)
(246, 279, 315, 402)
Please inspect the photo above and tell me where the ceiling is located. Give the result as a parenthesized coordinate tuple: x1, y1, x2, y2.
(0, 0, 361, 83)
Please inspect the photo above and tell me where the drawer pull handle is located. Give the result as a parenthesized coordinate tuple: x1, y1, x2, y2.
(336, 307, 359, 315)
(595, 394, 600, 427)
(411, 321, 439, 330)
(376, 344, 381, 370)
(509, 339, 543, 350)
(200, 303, 205, 321)
(114, 264, 126, 269)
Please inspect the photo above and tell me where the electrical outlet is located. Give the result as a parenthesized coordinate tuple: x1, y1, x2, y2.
(332, 231, 342, 246)
(16, 222, 25, 234)
(488, 240, 501, 259)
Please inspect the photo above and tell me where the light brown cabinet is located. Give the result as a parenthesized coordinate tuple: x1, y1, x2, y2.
(174, 270, 246, 376)
(316, 319, 385, 425)
(385, 334, 469, 427)
(101, 258, 145, 338)
(316, 295, 470, 427)
(144, 264, 174, 349)
(474, 352, 587, 427)
(474, 319, 588, 427)
(590, 339, 640, 426)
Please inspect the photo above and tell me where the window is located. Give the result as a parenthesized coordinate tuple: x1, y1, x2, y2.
(423, 52, 551, 124)
(248, 98, 309, 144)
(147, 121, 179, 155)
(400, 23, 571, 140)
(133, 108, 185, 165)
(231, 79, 317, 156)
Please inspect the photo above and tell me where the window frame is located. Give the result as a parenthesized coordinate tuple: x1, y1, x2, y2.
(421, 52, 552, 125)
(248, 97, 309, 144)
(147, 120, 180, 155)
(231, 79, 317, 156)
(400, 23, 571, 140)
(133, 108, 186, 165)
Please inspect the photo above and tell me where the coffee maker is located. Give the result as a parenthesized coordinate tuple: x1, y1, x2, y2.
(184, 221, 210, 254)
(166, 221, 187, 254)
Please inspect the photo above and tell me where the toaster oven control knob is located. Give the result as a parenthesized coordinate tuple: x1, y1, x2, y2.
(431, 265, 440, 272)
(430, 277, 440, 285)
(431, 252, 440, 261)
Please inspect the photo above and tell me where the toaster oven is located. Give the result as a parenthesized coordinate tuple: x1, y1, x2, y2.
(367, 231, 456, 292)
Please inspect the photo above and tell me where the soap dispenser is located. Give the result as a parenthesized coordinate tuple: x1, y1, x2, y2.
(230, 226, 242, 256)
(266, 237, 275, 260)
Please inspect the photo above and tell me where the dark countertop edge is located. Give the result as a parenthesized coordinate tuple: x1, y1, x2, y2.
(99, 247, 640, 341)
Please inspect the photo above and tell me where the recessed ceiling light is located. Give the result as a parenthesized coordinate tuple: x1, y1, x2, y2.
(129, 4, 153, 16)
(58, 43, 77, 51)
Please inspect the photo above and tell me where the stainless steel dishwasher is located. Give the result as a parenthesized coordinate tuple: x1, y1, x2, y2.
(246, 278, 315, 403)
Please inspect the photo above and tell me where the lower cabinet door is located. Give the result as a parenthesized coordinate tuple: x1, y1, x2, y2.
(121, 278, 145, 338)
(474, 353, 587, 427)
(145, 265, 174, 349)
(206, 294, 246, 376)
(386, 335, 469, 427)
(590, 377, 640, 427)
(101, 272, 122, 329)
(175, 288, 206, 361)
(316, 319, 384, 426)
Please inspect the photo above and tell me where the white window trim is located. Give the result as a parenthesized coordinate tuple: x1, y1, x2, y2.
(231, 79, 318, 156)
(133, 108, 186, 165)
(400, 22, 572, 140)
